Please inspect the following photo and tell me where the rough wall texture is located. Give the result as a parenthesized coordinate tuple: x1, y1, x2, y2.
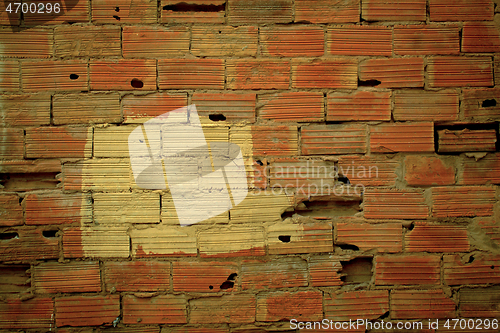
(1, 0, 500, 332)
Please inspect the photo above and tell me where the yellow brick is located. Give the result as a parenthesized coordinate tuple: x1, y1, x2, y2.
(131, 226, 197, 257)
(230, 190, 293, 223)
(267, 221, 333, 254)
(94, 125, 138, 158)
(63, 226, 130, 258)
(94, 192, 160, 224)
(63, 158, 131, 191)
(199, 225, 265, 257)
(161, 192, 229, 225)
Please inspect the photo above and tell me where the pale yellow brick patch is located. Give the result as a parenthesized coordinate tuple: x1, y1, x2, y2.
(80, 226, 129, 258)
(63, 158, 131, 191)
(198, 225, 266, 257)
(266, 221, 333, 254)
(131, 226, 197, 257)
(161, 192, 229, 225)
(229, 190, 292, 223)
(94, 125, 139, 158)
(93, 192, 160, 224)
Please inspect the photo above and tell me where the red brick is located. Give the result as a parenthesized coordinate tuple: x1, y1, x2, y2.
(336, 223, 402, 252)
(364, 188, 429, 219)
(459, 287, 500, 318)
(429, 0, 494, 21)
(444, 254, 500, 285)
(0, 194, 23, 227)
(53, 93, 121, 125)
(328, 26, 392, 56)
(370, 122, 434, 153)
(295, 0, 359, 23)
(92, 0, 156, 23)
(25, 192, 92, 225)
(268, 158, 336, 189)
(0, 94, 51, 126)
(0, 229, 58, 262)
(0, 159, 61, 174)
(159, 59, 224, 89)
(26, 127, 92, 158)
(161, 0, 225, 23)
(393, 90, 459, 121)
(90, 59, 156, 90)
(123, 26, 190, 58)
(0, 264, 30, 293)
(24, 0, 89, 24)
(437, 129, 497, 153)
(104, 261, 170, 292)
(123, 295, 187, 324)
(327, 90, 391, 122)
(475, 217, 500, 244)
(427, 57, 493, 88)
(259, 92, 324, 122)
(432, 186, 496, 217)
(228, 0, 292, 24)
(362, 0, 426, 21)
(55, 295, 120, 327)
(34, 261, 101, 293)
(292, 60, 357, 89)
(192, 92, 256, 122)
(324, 290, 389, 321)
(227, 60, 290, 90)
(199, 226, 265, 258)
(241, 258, 307, 290)
(192, 26, 258, 57)
(190, 294, 256, 324)
(301, 124, 367, 155)
(96, 327, 160, 333)
(462, 22, 500, 53)
(391, 290, 456, 319)
(267, 222, 333, 255)
(0, 28, 52, 58)
(246, 125, 297, 156)
(173, 261, 237, 292)
(338, 155, 399, 187)
(375, 255, 441, 285)
(0, 297, 53, 330)
(257, 291, 322, 322)
(22, 60, 87, 92)
(122, 92, 187, 123)
(307, 255, 343, 287)
(394, 25, 460, 55)
(359, 58, 424, 88)
(261, 26, 324, 57)
(460, 153, 500, 185)
(0, 60, 19, 91)
(405, 155, 455, 186)
(55, 25, 121, 58)
(405, 223, 469, 252)
(463, 88, 500, 121)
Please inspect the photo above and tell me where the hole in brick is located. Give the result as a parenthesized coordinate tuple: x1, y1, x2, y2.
(482, 99, 497, 107)
(338, 175, 350, 184)
(378, 311, 390, 320)
(209, 285, 214, 290)
(255, 160, 263, 166)
(467, 255, 475, 264)
(338, 244, 359, 251)
(0, 232, 18, 240)
(162, 2, 226, 12)
(209, 114, 226, 121)
(340, 257, 373, 284)
(282, 195, 362, 219)
(113, 15, 120, 20)
(42, 230, 58, 238)
(69, 74, 79, 80)
(18, 197, 23, 205)
(227, 273, 237, 281)
(491, 265, 495, 269)
(406, 222, 415, 231)
(278, 235, 291, 243)
(218, 30, 222, 34)
(131, 78, 144, 89)
(115, 6, 120, 12)
(219, 280, 234, 290)
(358, 79, 381, 87)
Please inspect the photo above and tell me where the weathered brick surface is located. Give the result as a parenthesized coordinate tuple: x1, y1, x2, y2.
(362, 0, 426, 21)
(0, 94, 51, 126)
(393, 90, 459, 121)
(432, 186, 496, 217)
(256, 291, 322, 322)
(327, 90, 391, 121)
(259, 92, 324, 122)
(227, 60, 290, 90)
(90, 59, 157, 90)
(301, 124, 367, 155)
(25, 192, 92, 225)
(53, 93, 121, 125)
(34, 261, 101, 293)
(161, 0, 225, 23)
(55, 295, 120, 327)
(394, 25, 460, 55)
(123, 26, 190, 58)
(292, 60, 358, 89)
(267, 222, 333, 255)
(459, 153, 500, 185)
(173, 261, 237, 292)
(193, 26, 258, 57)
(462, 88, 500, 121)
(444, 254, 500, 285)
(22, 60, 88, 92)
(405, 155, 456, 186)
(0, 229, 59, 262)
(429, 0, 494, 21)
(370, 122, 434, 153)
(228, 0, 293, 24)
(261, 26, 323, 57)
(428, 57, 493, 88)
(359, 58, 424, 88)
(0, 194, 23, 226)
(324, 290, 389, 321)
(0, 298, 54, 330)
(104, 261, 170, 292)
(26, 127, 92, 158)
(123, 295, 187, 324)
(241, 258, 308, 290)
(405, 224, 469, 252)
(295, 0, 359, 23)
(375, 255, 441, 285)
(328, 26, 392, 56)
(55, 26, 121, 58)
(0, 60, 19, 91)
(159, 59, 224, 89)
(391, 290, 456, 319)
(364, 188, 429, 219)
(190, 294, 256, 323)
(437, 129, 497, 153)
(336, 222, 402, 252)
(92, 0, 156, 23)
(0, 29, 53, 58)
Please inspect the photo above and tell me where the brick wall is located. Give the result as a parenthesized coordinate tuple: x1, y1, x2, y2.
(1, 0, 500, 331)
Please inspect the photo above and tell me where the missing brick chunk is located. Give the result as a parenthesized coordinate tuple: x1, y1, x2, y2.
(338, 244, 359, 251)
(69, 74, 79, 80)
(219, 280, 234, 289)
(358, 79, 381, 87)
(0, 232, 18, 240)
(340, 257, 372, 283)
(131, 78, 144, 89)
(482, 99, 497, 107)
(42, 230, 58, 238)
(162, 2, 226, 12)
(113, 15, 120, 20)
(209, 285, 214, 290)
(209, 114, 226, 122)
(115, 7, 120, 12)
(278, 235, 291, 243)
(255, 160, 264, 166)
(338, 175, 350, 184)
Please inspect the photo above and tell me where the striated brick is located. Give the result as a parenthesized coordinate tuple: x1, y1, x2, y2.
(475, 218, 500, 244)
(241, 258, 307, 290)
(228, 0, 292, 24)
(359, 58, 424, 88)
(190, 294, 256, 324)
(459, 287, 500, 318)
(0, 264, 30, 293)
(0, 194, 23, 226)
(370, 122, 434, 153)
(429, 0, 494, 21)
(444, 254, 500, 285)
(394, 90, 459, 121)
(463, 88, 500, 121)
(0, 60, 19, 91)
(0, 28, 52, 58)
(159, 59, 224, 89)
(92, 0, 156, 23)
(391, 290, 456, 319)
(427, 57, 493, 88)
(261, 26, 324, 57)
(432, 186, 496, 217)
(328, 26, 392, 56)
(362, 0, 426, 21)
(364, 188, 429, 219)
(26, 127, 92, 158)
(295, 0, 359, 23)
(462, 22, 500, 53)
(405, 155, 455, 186)
(375, 255, 441, 285)
(0, 229, 58, 261)
(259, 92, 324, 122)
(336, 223, 402, 253)
(0, 159, 61, 174)
(94, 192, 160, 224)
(123, 92, 187, 123)
(324, 291, 389, 321)
(267, 222, 333, 255)
(269, 158, 336, 189)
(192, 26, 258, 57)
(25, 192, 92, 225)
(227, 60, 290, 90)
(131, 227, 196, 257)
(90, 59, 156, 91)
(173, 261, 237, 292)
(338, 155, 399, 186)
(0, 4, 19, 25)
(22, 60, 87, 92)
(394, 25, 460, 55)
(292, 60, 357, 89)
(193, 92, 256, 122)
(104, 261, 170, 292)
(55, 295, 120, 327)
(230, 191, 292, 223)
(24, 0, 89, 24)
(307, 255, 343, 287)
(63, 226, 129, 258)
(94, 126, 137, 158)
(257, 291, 322, 322)
(33, 261, 101, 293)
(55, 25, 121, 58)
(0, 94, 51, 126)
(123, 26, 190, 58)
(0, 297, 53, 330)
(301, 124, 367, 155)
(53, 93, 121, 125)
(63, 159, 130, 191)
(438, 129, 497, 153)
(327, 90, 391, 121)
(460, 153, 500, 185)
(230, 125, 298, 157)
(123, 295, 187, 324)
(199, 225, 265, 257)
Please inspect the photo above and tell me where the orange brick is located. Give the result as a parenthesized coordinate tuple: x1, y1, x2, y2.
(0, 60, 19, 91)
(55, 295, 120, 327)
(0, 194, 23, 227)
(475, 217, 500, 245)
(437, 129, 497, 153)
(459, 287, 500, 318)
(364, 188, 429, 219)
(336, 223, 402, 252)
(261, 26, 324, 57)
(405, 155, 455, 186)
(241, 258, 307, 290)
(161, 0, 225, 23)
(123, 92, 187, 123)
(359, 58, 424, 88)
(192, 26, 258, 57)
(123, 295, 187, 324)
(24, 0, 89, 24)
(259, 92, 324, 122)
(267, 222, 333, 255)
(257, 291, 322, 322)
(0, 229, 58, 262)
(53, 93, 121, 125)
(227, 60, 290, 90)
(338, 155, 399, 186)
(90, 59, 156, 90)
(432, 186, 496, 217)
(391, 290, 456, 319)
(123, 26, 190, 58)
(0, 28, 52, 58)
(228, 0, 292, 24)
(427, 57, 493, 88)
(394, 25, 460, 55)
(301, 124, 367, 155)
(375, 255, 441, 285)
(327, 90, 391, 121)
(173, 261, 237, 292)
(25, 192, 92, 225)
(33, 261, 101, 293)
(0, 128, 23, 159)
(0, 94, 51, 126)
(0, 159, 61, 174)
(192, 92, 256, 122)
(190, 294, 256, 324)
(362, 0, 426, 21)
(159, 59, 224, 89)
(307, 255, 343, 287)
(463, 88, 500, 121)
(496, 56, 500, 85)
(0, 298, 53, 330)
(460, 153, 500, 185)
(324, 290, 389, 321)
(464, 22, 500, 53)
(268, 158, 336, 189)
(406, 223, 469, 252)
(246, 125, 297, 156)
(26, 127, 92, 158)
(55, 25, 121, 58)
(104, 261, 170, 292)
(292, 60, 357, 89)
(393, 90, 459, 121)
(295, 0, 359, 23)
(327, 26, 392, 56)
(444, 254, 500, 285)
(22, 60, 87, 92)
(92, 0, 156, 23)
(370, 122, 434, 153)
(429, 0, 494, 21)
